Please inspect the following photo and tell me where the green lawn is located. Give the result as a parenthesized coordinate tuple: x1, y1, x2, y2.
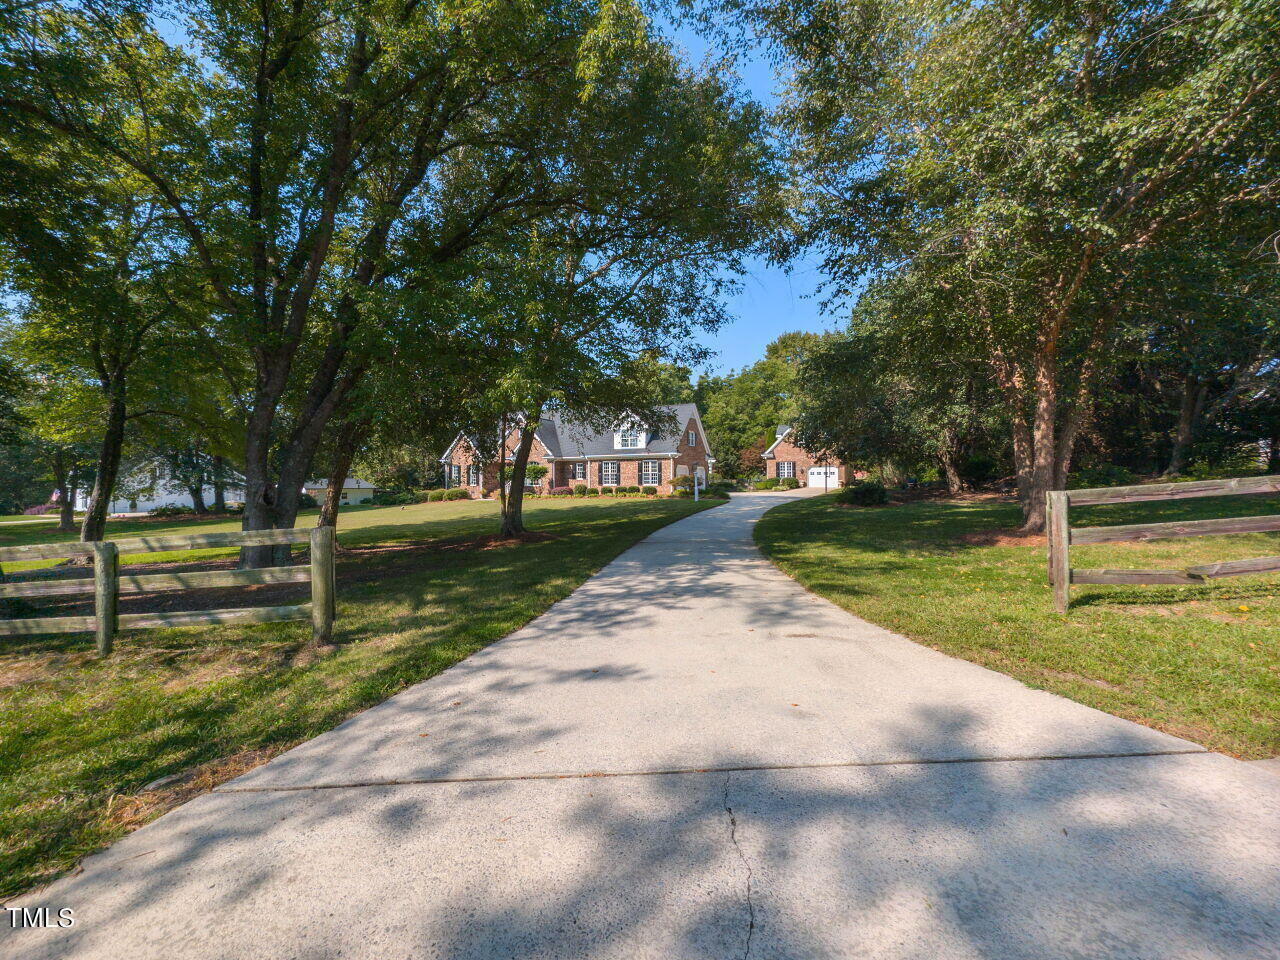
(0, 500, 512, 572)
(0, 496, 722, 898)
(756, 493, 1280, 761)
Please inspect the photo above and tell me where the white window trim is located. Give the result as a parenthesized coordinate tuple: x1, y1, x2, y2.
(687, 430, 697, 447)
(640, 460, 660, 485)
(571, 462, 587, 481)
(601, 461, 620, 486)
(615, 426, 643, 450)
(778, 461, 796, 479)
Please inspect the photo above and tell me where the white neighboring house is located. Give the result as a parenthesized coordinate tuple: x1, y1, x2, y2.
(302, 478, 377, 506)
(76, 480, 247, 515)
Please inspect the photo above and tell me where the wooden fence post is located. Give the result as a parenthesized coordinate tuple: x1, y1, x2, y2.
(92, 541, 119, 656)
(310, 526, 336, 646)
(1047, 491, 1070, 614)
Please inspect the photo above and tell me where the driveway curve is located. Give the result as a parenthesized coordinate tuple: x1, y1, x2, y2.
(8, 490, 1279, 960)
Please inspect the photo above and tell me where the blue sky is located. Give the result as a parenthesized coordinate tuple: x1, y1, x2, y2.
(663, 21, 844, 376)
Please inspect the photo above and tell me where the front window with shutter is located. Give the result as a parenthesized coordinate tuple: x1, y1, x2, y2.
(601, 461, 620, 486)
(640, 460, 660, 485)
(778, 462, 796, 479)
(572, 462, 587, 480)
(467, 464, 480, 486)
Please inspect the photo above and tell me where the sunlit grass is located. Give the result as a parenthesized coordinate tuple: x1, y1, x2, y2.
(756, 493, 1280, 761)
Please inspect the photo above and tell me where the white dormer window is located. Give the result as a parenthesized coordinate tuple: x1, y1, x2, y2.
(615, 426, 643, 449)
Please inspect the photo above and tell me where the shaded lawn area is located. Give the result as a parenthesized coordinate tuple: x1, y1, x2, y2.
(0, 496, 722, 898)
(756, 492, 1280, 761)
(0, 500, 509, 573)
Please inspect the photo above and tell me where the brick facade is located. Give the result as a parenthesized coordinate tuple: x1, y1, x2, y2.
(444, 416, 711, 498)
(763, 434, 854, 487)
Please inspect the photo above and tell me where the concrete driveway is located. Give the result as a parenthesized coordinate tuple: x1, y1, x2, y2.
(7, 490, 1279, 959)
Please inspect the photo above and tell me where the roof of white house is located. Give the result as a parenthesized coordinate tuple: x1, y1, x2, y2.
(305, 477, 376, 489)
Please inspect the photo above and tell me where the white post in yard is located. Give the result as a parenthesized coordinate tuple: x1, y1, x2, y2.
(694, 472, 700, 502)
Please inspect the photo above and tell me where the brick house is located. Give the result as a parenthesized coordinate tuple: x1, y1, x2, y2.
(759, 426, 852, 488)
(441, 404, 714, 498)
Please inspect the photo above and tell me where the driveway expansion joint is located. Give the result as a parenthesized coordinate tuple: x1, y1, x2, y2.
(215, 747, 1209, 794)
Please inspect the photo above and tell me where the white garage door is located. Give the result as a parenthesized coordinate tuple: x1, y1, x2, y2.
(807, 466, 839, 486)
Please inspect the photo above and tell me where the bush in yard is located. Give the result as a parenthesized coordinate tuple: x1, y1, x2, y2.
(1068, 464, 1138, 489)
(572, 484, 588, 496)
(670, 475, 694, 494)
(585, 487, 599, 496)
(443, 488, 470, 500)
(148, 504, 187, 517)
(835, 479, 889, 506)
(777, 477, 799, 490)
(371, 490, 415, 506)
(755, 478, 779, 490)
(642, 485, 657, 496)
(23, 503, 56, 515)
(427, 489, 447, 502)
(550, 486, 572, 496)
(705, 482, 734, 498)
(524, 464, 549, 488)
(297, 493, 318, 509)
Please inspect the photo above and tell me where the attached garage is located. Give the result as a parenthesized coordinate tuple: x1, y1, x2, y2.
(807, 466, 839, 487)
(760, 425, 853, 487)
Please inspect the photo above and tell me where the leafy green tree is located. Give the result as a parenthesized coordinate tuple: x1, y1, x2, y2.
(432, 41, 779, 536)
(2, 0, 665, 563)
(793, 284, 1002, 492)
(697, 331, 824, 477)
(760, 0, 1280, 529)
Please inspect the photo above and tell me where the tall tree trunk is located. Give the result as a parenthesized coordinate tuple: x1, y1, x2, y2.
(1021, 345, 1059, 534)
(239, 396, 279, 567)
(938, 428, 963, 495)
(80, 381, 128, 542)
(211, 455, 227, 512)
(319, 417, 371, 528)
(187, 482, 207, 514)
(51, 450, 76, 532)
(1054, 401, 1089, 490)
(500, 423, 539, 538)
(1163, 375, 1207, 477)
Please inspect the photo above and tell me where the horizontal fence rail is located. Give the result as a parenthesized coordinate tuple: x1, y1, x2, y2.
(0, 527, 335, 652)
(1046, 476, 1280, 613)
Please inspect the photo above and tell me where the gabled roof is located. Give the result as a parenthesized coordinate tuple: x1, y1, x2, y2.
(443, 404, 712, 461)
(761, 426, 793, 459)
(540, 403, 705, 459)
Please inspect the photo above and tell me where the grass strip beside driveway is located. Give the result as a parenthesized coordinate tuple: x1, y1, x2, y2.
(755, 493, 1280, 761)
(0, 496, 721, 898)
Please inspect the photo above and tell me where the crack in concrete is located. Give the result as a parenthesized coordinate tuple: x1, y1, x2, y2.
(723, 773, 756, 960)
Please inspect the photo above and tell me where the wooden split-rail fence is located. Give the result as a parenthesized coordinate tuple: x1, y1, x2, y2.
(0, 527, 336, 653)
(1047, 474, 1280, 613)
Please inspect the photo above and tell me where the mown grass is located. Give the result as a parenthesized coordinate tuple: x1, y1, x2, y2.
(0, 496, 721, 898)
(756, 492, 1280, 760)
(0, 501, 505, 572)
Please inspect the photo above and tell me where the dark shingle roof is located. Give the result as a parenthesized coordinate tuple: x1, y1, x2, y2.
(536, 404, 701, 458)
